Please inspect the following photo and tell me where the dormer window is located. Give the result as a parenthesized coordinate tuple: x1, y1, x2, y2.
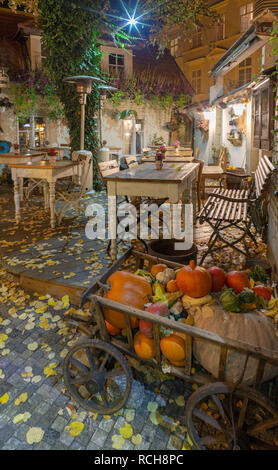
(108, 53, 125, 78)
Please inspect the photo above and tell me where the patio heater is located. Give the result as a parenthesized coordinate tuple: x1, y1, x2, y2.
(98, 85, 118, 145)
(63, 75, 105, 150)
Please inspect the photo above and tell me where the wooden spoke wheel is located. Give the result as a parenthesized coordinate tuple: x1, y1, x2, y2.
(185, 382, 278, 450)
(63, 339, 132, 414)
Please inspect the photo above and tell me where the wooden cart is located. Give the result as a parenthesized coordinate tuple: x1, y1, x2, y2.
(63, 248, 278, 450)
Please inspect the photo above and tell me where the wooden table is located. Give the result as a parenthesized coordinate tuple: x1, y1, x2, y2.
(165, 149, 193, 157)
(9, 161, 80, 229)
(0, 152, 45, 195)
(29, 147, 71, 159)
(142, 156, 194, 163)
(104, 162, 199, 260)
(0, 152, 44, 164)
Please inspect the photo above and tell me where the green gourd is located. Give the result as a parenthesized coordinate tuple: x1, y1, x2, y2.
(220, 289, 241, 313)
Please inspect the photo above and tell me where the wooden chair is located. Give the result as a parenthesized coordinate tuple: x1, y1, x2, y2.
(198, 155, 276, 264)
(55, 153, 93, 224)
(201, 146, 228, 199)
(192, 158, 205, 213)
(125, 156, 138, 168)
(98, 159, 120, 179)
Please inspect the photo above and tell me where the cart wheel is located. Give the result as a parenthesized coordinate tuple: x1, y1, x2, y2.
(63, 339, 132, 414)
(185, 382, 278, 450)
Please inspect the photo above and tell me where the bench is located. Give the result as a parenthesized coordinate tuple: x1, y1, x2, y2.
(198, 155, 276, 264)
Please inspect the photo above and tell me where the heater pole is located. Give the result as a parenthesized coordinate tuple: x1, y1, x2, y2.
(80, 101, 85, 150)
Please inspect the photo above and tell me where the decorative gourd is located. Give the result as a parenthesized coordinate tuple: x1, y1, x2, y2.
(103, 271, 152, 329)
(156, 268, 176, 284)
(226, 270, 250, 293)
(150, 264, 167, 276)
(160, 334, 186, 365)
(166, 279, 179, 293)
(139, 303, 170, 338)
(176, 260, 212, 298)
(238, 288, 255, 304)
(220, 289, 241, 312)
(134, 331, 155, 359)
(207, 266, 226, 292)
(253, 285, 272, 301)
(191, 303, 278, 384)
(105, 320, 121, 336)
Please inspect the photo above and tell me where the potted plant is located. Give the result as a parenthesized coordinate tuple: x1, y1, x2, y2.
(48, 147, 58, 164)
(155, 146, 166, 170)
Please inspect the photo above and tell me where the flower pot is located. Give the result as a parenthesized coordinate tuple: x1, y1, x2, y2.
(155, 160, 163, 170)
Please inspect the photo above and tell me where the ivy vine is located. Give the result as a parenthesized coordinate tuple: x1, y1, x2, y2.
(38, 0, 105, 190)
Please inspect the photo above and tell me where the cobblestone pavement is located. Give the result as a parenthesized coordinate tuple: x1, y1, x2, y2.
(0, 183, 269, 451)
(0, 267, 196, 451)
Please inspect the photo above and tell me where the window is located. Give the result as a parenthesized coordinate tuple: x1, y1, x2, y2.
(240, 3, 254, 32)
(239, 58, 252, 86)
(215, 16, 225, 41)
(253, 80, 274, 150)
(170, 38, 179, 57)
(192, 28, 202, 48)
(192, 70, 202, 94)
(108, 53, 125, 78)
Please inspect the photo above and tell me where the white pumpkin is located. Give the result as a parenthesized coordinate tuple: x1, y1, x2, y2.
(190, 303, 278, 384)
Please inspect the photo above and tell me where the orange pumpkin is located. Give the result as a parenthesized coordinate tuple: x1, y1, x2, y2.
(166, 279, 179, 293)
(105, 320, 121, 336)
(160, 334, 186, 365)
(134, 331, 155, 359)
(176, 260, 212, 298)
(150, 264, 167, 276)
(103, 271, 152, 329)
(171, 359, 186, 367)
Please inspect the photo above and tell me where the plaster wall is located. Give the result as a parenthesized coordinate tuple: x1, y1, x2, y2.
(101, 100, 172, 154)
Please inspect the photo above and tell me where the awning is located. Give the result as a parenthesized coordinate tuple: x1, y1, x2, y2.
(210, 9, 276, 77)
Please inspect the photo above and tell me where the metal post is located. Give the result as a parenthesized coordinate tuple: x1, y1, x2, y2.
(80, 102, 85, 150)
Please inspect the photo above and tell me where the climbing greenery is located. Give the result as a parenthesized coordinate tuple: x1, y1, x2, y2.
(38, 0, 105, 190)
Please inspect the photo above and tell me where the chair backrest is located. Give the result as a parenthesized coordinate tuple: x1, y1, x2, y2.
(192, 158, 204, 185)
(125, 156, 138, 168)
(218, 146, 227, 170)
(254, 155, 276, 198)
(98, 159, 120, 179)
(72, 150, 93, 191)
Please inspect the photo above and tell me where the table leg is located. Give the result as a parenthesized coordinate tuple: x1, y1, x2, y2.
(192, 178, 197, 225)
(13, 177, 21, 224)
(43, 181, 49, 211)
(49, 181, 56, 229)
(19, 177, 24, 202)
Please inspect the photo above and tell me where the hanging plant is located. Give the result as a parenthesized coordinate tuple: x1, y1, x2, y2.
(7, 70, 64, 123)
